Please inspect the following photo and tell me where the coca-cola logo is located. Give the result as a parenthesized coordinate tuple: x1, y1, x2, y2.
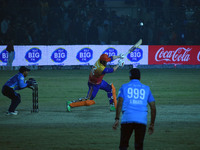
(155, 47, 191, 62)
(197, 51, 200, 62)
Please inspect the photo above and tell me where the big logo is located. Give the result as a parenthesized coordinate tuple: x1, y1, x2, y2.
(127, 48, 143, 62)
(0, 49, 15, 63)
(0, 49, 8, 63)
(51, 48, 67, 63)
(102, 48, 117, 62)
(76, 48, 93, 62)
(25, 47, 42, 63)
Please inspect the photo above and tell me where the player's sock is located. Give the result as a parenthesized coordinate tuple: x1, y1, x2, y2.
(70, 100, 95, 107)
(111, 83, 117, 108)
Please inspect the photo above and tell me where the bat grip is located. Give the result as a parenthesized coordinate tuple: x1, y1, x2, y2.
(125, 47, 136, 56)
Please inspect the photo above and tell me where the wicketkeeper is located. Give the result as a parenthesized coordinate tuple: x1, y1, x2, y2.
(2, 66, 33, 115)
(67, 53, 125, 112)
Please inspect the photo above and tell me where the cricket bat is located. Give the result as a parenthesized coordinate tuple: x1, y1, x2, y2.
(125, 39, 142, 56)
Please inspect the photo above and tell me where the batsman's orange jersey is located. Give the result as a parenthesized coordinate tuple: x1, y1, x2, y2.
(89, 59, 105, 84)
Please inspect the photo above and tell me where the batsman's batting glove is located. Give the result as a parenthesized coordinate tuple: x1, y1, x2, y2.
(119, 53, 125, 59)
(118, 59, 124, 67)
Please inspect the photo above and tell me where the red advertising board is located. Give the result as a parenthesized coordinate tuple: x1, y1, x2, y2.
(148, 46, 200, 65)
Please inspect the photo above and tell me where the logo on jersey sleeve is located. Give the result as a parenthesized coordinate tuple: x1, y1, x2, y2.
(103, 48, 117, 62)
(76, 48, 93, 62)
(20, 76, 24, 80)
(51, 48, 67, 63)
(0, 49, 15, 63)
(25, 48, 42, 63)
(127, 48, 143, 62)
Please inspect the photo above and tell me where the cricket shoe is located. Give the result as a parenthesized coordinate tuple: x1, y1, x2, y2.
(6, 111, 18, 116)
(66, 101, 71, 112)
(110, 104, 116, 111)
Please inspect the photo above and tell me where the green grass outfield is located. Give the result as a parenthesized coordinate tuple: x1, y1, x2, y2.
(0, 68, 200, 150)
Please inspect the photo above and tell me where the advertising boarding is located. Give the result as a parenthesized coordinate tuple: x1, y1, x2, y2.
(148, 46, 200, 65)
(0, 45, 148, 66)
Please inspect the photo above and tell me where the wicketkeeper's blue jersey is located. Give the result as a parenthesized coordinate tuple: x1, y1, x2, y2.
(4, 73, 28, 90)
(117, 79, 155, 125)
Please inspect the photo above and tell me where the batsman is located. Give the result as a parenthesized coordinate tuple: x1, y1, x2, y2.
(67, 53, 125, 112)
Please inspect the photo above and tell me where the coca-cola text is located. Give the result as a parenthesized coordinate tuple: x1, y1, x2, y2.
(155, 47, 191, 62)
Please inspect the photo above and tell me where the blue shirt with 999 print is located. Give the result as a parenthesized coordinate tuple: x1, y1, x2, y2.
(117, 79, 155, 125)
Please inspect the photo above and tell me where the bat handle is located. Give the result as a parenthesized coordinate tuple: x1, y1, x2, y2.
(125, 47, 136, 56)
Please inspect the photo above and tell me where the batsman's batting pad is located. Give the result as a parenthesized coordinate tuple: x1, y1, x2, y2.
(70, 100, 95, 107)
(111, 83, 117, 108)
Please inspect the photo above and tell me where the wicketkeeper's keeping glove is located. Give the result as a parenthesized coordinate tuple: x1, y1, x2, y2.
(26, 80, 34, 86)
(26, 78, 36, 87)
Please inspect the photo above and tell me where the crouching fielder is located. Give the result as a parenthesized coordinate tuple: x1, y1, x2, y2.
(2, 66, 33, 115)
(67, 53, 125, 112)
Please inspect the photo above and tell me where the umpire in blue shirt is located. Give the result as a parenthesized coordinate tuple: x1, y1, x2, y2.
(113, 68, 156, 150)
(2, 66, 32, 115)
